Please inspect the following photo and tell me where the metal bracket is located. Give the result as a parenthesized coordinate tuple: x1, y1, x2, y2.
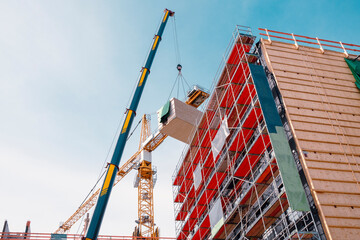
(316, 37, 324, 54)
(340, 41, 349, 58)
(265, 28, 272, 44)
(292, 33, 299, 50)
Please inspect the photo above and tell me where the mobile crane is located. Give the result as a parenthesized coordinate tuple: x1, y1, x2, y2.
(55, 9, 209, 239)
(83, 9, 174, 240)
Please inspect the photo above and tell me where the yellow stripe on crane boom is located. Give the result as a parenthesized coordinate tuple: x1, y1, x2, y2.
(100, 164, 116, 196)
(152, 36, 160, 50)
(138, 68, 148, 87)
(121, 110, 133, 134)
(163, 10, 169, 22)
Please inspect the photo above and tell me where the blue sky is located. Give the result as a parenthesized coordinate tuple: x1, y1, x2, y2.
(1, 0, 359, 237)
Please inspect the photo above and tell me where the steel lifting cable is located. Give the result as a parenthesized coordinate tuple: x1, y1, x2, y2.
(172, 16, 189, 94)
(172, 16, 181, 65)
(74, 122, 125, 218)
(126, 12, 165, 114)
(168, 73, 191, 99)
(72, 117, 143, 227)
(73, 15, 164, 215)
(66, 118, 125, 233)
(75, 212, 87, 235)
(81, 17, 159, 206)
(69, 11, 170, 235)
(127, 118, 143, 141)
(71, 169, 106, 234)
(166, 16, 192, 101)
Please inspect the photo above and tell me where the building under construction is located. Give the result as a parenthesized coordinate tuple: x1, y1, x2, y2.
(171, 26, 360, 240)
(1, 21, 360, 240)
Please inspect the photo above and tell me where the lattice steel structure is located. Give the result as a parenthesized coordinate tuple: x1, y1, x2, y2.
(133, 114, 157, 237)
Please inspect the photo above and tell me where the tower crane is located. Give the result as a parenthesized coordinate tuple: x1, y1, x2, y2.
(133, 84, 208, 237)
(54, 8, 209, 239)
(55, 89, 208, 237)
(133, 114, 157, 238)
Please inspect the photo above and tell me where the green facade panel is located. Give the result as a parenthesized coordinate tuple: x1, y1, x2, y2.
(249, 64, 310, 212)
(158, 100, 171, 123)
(345, 58, 360, 90)
(51, 234, 67, 240)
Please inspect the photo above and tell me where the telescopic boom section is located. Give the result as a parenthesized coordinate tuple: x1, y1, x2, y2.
(84, 9, 174, 240)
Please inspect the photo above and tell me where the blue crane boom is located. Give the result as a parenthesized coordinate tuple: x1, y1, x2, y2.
(84, 9, 174, 240)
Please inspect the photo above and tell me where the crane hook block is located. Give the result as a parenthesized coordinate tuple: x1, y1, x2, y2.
(177, 64, 182, 72)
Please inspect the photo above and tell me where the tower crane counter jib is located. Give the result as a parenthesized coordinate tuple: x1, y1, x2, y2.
(84, 9, 174, 240)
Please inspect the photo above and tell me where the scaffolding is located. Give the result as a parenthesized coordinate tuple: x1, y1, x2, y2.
(171, 26, 324, 240)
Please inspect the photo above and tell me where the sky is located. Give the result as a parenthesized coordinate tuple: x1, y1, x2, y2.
(1, 0, 359, 238)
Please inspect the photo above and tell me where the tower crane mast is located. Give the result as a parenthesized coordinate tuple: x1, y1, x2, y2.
(133, 114, 156, 238)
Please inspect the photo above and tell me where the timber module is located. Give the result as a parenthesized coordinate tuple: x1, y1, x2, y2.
(172, 26, 360, 240)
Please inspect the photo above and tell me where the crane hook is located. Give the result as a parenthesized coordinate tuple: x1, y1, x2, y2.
(177, 64, 182, 73)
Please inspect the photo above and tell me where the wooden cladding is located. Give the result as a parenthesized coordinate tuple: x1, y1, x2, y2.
(262, 39, 360, 240)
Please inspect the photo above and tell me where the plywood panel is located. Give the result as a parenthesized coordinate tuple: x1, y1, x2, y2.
(307, 160, 360, 173)
(321, 205, 360, 218)
(270, 56, 351, 75)
(265, 40, 350, 59)
(313, 180, 359, 194)
(278, 81, 360, 99)
(296, 130, 360, 146)
(264, 48, 351, 68)
(271, 62, 353, 81)
(281, 89, 360, 107)
(285, 98, 360, 115)
(329, 227, 360, 240)
(309, 168, 360, 183)
(298, 140, 360, 155)
(275, 74, 359, 92)
(305, 152, 360, 165)
(290, 114, 360, 129)
(275, 70, 357, 88)
(327, 218, 360, 228)
(286, 107, 360, 123)
(316, 192, 360, 207)
(291, 121, 360, 137)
